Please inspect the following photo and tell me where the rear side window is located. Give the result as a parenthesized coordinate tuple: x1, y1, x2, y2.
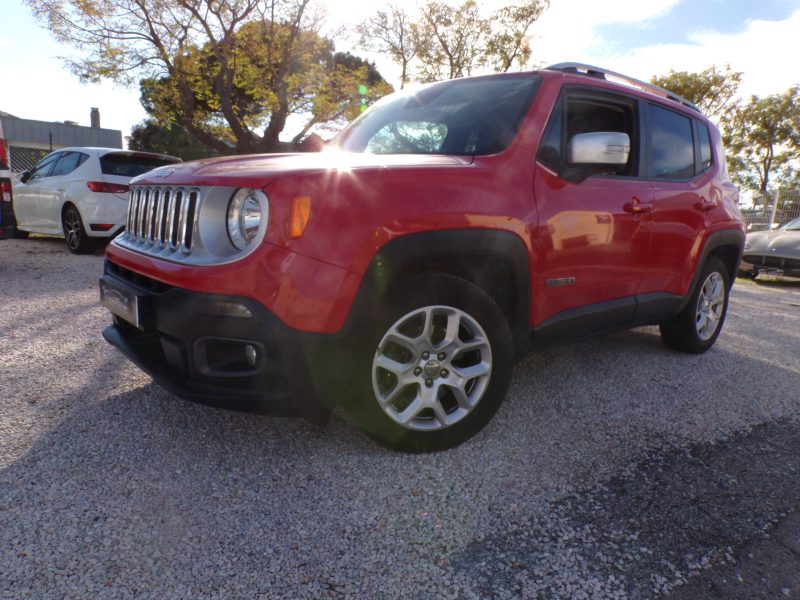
(649, 104, 694, 179)
(697, 122, 712, 171)
(100, 154, 178, 177)
(50, 152, 88, 177)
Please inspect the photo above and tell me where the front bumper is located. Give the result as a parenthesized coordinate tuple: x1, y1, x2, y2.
(100, 260, 331, 423)
(741, 254, 800, 278)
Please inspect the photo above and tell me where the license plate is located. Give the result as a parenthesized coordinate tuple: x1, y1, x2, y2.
(99, 278, 141, 329)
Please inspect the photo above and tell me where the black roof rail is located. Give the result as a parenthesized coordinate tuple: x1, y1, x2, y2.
(546, 62, 701, 113)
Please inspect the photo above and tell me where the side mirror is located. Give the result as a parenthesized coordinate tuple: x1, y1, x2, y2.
(568, 132, 630, 166)
(20, 170, 31, 183)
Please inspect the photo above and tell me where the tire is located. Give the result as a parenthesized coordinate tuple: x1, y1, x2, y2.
(62, 204, 95, 254)
(11, 228, 29, 239)
(346, 275, 514, 453)
(659, 256, 730, 354)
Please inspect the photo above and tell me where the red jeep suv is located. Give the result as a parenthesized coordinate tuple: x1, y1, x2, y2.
(100, 63, 745, 452)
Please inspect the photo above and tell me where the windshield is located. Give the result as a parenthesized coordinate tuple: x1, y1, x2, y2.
(335, 74, 540, 156)
(781, 217, 800, 231)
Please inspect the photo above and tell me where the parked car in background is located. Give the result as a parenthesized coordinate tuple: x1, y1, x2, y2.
(740, 216, 800, 278)
(13, 148, 180, 253)
(0, 120, 16, 240)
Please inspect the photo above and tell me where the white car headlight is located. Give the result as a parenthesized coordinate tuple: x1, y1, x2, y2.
(227, 188, 268, 251)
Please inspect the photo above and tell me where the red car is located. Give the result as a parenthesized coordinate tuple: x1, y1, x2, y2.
(100, 63, 745, 452)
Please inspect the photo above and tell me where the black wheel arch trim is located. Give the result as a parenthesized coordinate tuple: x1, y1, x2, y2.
(347, 229, 532, 355)
(677, 228, 744, 313)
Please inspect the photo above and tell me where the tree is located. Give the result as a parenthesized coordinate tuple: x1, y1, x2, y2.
(357, 0, 548, 85)
(26, 0, 392, 154)
(650, 64, 742, 121)
(415, 0, 489, 82)
(356, 5, 418, 89)
(128, 120, 219, 160)
(484, 0, 548, 73)
(725, 87, 800, 193)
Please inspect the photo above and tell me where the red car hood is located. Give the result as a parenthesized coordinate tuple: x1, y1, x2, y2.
(131, 152, 473, 187)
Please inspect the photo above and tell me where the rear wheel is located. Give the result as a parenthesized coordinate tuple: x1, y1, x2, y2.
(62, 204, 95, 254)
(348, 275, 514, 452)
(659, 256, 730, 353)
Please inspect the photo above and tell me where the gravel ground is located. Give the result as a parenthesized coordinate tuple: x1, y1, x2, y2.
(1, 236, 799, 599)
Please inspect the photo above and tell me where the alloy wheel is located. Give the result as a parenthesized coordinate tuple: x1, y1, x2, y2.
(371, 305, 492, 431)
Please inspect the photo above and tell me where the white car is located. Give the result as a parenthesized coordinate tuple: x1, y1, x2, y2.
(13, 147, 180, 253)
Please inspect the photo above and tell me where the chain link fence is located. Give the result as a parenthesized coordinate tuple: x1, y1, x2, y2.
(7, 146, 50, 183)
(740, 188, 800, 232)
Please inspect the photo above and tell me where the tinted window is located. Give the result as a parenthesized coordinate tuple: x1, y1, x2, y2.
(28, 153, 60, 181)
(697, 122, 712, 171)
(537, 90, 638, 177)
(650, 104, 694, 179)
(50, 152, 87, 177)
(337, 75, 540, 155)
(100, 154, 178, 177)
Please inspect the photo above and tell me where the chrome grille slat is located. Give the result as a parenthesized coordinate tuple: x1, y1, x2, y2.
(123, 185, 203, 256)
(138, 189, 149, 241)
(159, 190, 170, 245)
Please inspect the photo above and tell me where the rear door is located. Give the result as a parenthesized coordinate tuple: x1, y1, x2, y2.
(638, 104, 713, 297)
(532, 87, 653, 326)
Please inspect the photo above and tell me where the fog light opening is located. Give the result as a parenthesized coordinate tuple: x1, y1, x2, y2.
(245, 344, 258, 367)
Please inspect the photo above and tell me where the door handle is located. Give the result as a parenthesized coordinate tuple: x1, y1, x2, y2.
(694, 197, 717, 211)
(623, 198, 653, 214)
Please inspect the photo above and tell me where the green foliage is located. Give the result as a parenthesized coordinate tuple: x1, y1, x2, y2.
(357, 0, 548, 84)
(26, 0, 393, 154)
(650, 65, 742, 120)
(128, 119, 219, 161)
(725, 87, 800, 193)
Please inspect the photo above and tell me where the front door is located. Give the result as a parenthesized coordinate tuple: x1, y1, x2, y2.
(531, 87, 653, 326)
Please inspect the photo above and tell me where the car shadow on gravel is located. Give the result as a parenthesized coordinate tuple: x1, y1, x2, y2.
(1, 325, 799, 598)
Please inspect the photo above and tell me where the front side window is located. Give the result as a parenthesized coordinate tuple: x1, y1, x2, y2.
(649, 104, 695, 179)
(336, 75, 540, 156)
(537, 89, 638, 177)
(27, 153, 61, 181)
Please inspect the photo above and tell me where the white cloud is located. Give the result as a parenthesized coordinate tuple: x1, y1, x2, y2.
(534, 3, 800, 98)
(624, 10, 800, 96)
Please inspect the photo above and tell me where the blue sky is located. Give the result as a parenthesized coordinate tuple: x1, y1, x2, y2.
(1, 0, 799, 141)
(593, 0, 798, 52)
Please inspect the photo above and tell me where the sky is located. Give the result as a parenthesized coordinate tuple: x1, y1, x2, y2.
(1, 0, 799, 143)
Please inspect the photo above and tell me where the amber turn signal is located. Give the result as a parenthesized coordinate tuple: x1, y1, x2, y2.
(290, 196, 312, 238)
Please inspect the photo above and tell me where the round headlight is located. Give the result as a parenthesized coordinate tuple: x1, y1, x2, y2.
(227, 188, 267, 251)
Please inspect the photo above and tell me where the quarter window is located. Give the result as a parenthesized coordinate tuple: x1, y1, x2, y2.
(649, 104, 695, 179)
(697, 122, 712, 171)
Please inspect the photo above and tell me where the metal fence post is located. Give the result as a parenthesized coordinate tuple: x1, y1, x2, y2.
(768, 188, 779, 230)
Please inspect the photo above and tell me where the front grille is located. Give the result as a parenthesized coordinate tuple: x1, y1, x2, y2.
(125, 186, 202, 254)
(742, 255, 800, 269)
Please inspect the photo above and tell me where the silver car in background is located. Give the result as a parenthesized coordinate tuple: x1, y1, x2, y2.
(740, 217, 800, 278)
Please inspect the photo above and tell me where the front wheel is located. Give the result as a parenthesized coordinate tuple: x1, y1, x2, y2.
(62, 205, 95, 254)
(659, 256, 730, 353)
(347, 275, 514, 452)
